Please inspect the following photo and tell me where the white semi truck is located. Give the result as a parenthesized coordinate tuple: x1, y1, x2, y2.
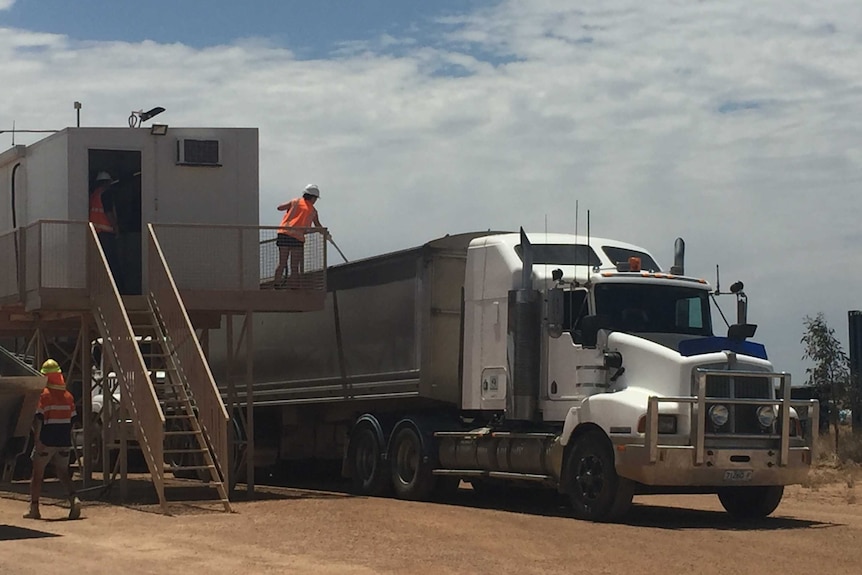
(213, 229, 816, 521)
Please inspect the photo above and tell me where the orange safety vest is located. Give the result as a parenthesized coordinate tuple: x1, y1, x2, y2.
(89, 186, 114, 233)
(278, 198, 317, 241)
(35, 385, 77, 447)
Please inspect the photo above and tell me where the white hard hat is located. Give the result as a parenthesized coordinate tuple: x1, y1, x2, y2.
(304, 184, 320, 198)
(96, 171, 112, 182)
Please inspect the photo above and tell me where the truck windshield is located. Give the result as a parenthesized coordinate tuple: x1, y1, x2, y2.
(593, 283, 712, 336)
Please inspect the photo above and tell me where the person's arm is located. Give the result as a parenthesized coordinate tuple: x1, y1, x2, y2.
(313, 211, 331, 240)
(70, 396, 80, 429)
(32, 415, 44, 451)
(108, 206, 119, 237)
(101, 186, 120, 235)
(277, 199, 294, 211)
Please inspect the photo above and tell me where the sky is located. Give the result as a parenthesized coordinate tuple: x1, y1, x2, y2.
(2, 0, 862, 381)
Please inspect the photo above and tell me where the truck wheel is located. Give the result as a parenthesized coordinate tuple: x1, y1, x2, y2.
(390, 426, 434, 501)
(348, 425, 390, 496)
(165, 418, 209, 481)
(717, 485, 784, 519)
(564, 430, 634, 522)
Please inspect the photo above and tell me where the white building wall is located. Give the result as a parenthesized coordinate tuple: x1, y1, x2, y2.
(0, 127, 260, 292)
(15, 132, 71, 225)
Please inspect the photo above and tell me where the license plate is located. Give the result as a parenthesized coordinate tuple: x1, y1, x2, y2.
(724, 470, 753, 482)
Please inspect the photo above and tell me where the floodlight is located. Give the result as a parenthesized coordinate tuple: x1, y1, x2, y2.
(150, 123, 169, 136)
(140, 107, 166, 122)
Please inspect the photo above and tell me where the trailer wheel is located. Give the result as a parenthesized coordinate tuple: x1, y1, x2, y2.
(717, 485, 784, 519)
(348, 425, 390, 496)
(564, 430, 633, 522)
(390, 426, 434, 501)
(165, 415, 209, 481)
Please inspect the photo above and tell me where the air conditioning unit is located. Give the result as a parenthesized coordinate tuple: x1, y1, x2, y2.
(176, 138, 221, 166)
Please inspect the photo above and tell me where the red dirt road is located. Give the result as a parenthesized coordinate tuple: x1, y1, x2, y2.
(1, 477, 859, 575)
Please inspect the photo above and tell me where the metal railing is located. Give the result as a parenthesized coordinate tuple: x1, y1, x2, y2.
(20, 220, 89, 292)
(87, 223, 167, 511)
(152, 223, 327, 291)
(147, 224, 230, 483)
(2, 220, 328, 300)
(644, 370, 819, 467)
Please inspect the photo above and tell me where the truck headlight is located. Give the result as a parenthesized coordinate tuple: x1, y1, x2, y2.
(637, 414, 678, 434)
(709, 404, 729, 427)
(757, 406, 777, 428)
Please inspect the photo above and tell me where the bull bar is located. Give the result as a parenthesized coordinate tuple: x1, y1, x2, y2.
(621, 370, 819, 486)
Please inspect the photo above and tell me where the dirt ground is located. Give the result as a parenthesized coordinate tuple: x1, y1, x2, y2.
(1, 469, 861, 575)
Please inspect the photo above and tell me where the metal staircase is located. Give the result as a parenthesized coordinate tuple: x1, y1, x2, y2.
(87, 223, 232, 513)
(127, 299, 231, 511)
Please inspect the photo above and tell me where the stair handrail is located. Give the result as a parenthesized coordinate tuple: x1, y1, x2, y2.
(86, 223, 166, 510)
(146, 224, 230, 485)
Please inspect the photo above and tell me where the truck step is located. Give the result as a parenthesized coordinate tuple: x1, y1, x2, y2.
(487, 471, 552, 482)
(432, 469, 486, 477)
(432, 469, 552, 482)
(433, 431, 557, 440)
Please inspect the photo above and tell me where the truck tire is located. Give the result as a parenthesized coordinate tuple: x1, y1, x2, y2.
(717, 485, 784, 519)
(564, 430, 634, 522)
(81, 414, 104, 472)
(348, 425, 390, 496)
(390, 426, 435, 501)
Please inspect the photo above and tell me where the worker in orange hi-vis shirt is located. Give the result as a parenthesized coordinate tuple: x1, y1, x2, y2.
(23, 359, 82, 520)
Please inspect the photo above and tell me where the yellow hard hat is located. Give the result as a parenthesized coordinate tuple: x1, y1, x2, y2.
(40, 359, 62, 374)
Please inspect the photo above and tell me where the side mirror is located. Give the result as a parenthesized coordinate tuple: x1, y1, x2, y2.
(579, 314, 612, 347)
(547, 288, 564, 339)
(728, 323, 757, 341)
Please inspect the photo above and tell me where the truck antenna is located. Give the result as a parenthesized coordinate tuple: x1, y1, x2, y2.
(586, 209, 591, 285)
(544, 214, 549, 284)
(574, 200, 579, 286)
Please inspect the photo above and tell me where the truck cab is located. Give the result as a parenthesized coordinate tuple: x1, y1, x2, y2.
(449, 230, 815, 521)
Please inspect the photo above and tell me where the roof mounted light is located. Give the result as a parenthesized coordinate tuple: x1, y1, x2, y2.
(128, 106, 166, 128)
(616, 257, 642, 272)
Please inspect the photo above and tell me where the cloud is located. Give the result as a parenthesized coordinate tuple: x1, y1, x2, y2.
(0, 0, 15, 11)
(2, 0, 862, 376)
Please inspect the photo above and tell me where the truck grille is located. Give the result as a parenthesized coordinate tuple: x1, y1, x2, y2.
(700, 372, 773, 435)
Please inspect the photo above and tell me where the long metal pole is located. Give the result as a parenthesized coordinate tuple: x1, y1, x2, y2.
(245, 311, 255, 498)
(225, 313, 235, 492)
(81, 317, 93, 486)
(328, 238, 349, 263)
